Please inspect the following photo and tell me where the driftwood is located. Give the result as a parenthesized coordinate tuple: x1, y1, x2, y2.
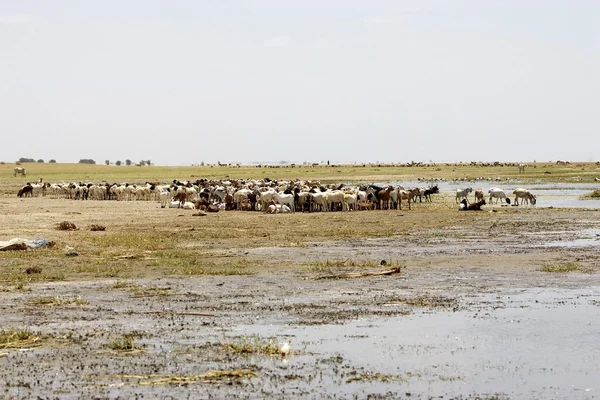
(307, 266, 402, 280)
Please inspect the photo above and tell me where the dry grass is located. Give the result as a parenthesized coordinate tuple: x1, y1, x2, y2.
(0, 161, 595, 285)
(28, 296, 88, 306)
(581, 189, 600, 199)
(540, 263, 590, 273)
(222, 335, 281, 356)
(346, 372, 406, 383)
(95, 369, 257, 385)
(0, 328, 41, 349)
(109, 334, 143, 352)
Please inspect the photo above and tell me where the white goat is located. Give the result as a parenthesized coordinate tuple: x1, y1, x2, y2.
(488, 187, 511, 204)
(273, 191, 295, 213)
(513, 188, 536, 205)
(455, 187, 473, 204)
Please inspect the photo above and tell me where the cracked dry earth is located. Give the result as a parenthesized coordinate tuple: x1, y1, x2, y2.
(0, 198, 599, 400)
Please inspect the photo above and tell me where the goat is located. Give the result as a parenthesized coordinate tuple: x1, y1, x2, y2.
(459, 198, 485, 211)
(397, 188, 419, 210)
(377, 186, 395, 210)
(488, 188, 511, 204)
(513, 188, 536, 205)
(17, 183, 33, 197)
(159, 190, 171, 208)
(422, 185, 439, 202)
(172, 191, 187, 208)
(455, 187, 473, 203)
(273, 191, 295, 213)
(474, 188, 485, 202)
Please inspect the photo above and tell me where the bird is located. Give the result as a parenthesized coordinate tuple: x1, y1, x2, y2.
(280, 342, 290, 358)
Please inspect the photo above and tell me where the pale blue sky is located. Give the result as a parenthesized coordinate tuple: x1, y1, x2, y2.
(1, 1, 598, 165)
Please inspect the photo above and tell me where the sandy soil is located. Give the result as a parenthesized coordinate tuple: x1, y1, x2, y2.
(0, 196, 599, 399)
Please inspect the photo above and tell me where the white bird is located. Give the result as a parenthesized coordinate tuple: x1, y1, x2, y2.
(279, 342, 290, 358)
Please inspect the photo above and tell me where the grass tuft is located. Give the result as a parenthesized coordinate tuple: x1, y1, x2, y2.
(222, 335, 281, 356)
(109, 334, 142, 352)
(0, 328, 40, 349)
(540, 263, 586, 273)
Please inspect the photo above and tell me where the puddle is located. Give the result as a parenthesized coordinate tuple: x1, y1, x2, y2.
(541, 229, 600, 248)
(237, 287, 600, 399)
(375, 181, 600, 209)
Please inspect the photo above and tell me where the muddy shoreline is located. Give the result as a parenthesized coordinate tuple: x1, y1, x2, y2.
(0, 197, 599, 399)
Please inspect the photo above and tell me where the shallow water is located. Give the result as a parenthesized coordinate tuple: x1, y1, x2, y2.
(237, 287, 600, 399)
(374, 181, 600, 209)
(541, 229, 600, 248)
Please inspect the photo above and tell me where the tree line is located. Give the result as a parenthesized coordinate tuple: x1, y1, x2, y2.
(15, 158, 152, 166)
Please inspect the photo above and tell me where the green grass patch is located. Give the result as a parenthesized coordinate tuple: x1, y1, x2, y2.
(540, 263, 583, 273)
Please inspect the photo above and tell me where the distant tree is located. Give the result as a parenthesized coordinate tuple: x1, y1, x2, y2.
(78, 159, 96, 165)
(18, 157, 36, 163)
(125, 159, 132, 166)
(37, 159, 44, 163)
(115, 160, 122, 166)
(105, 160, 110, 166)
(146, 160, 152, 166)
(49, 159, 56, 164)
(138, 160, 146, 166)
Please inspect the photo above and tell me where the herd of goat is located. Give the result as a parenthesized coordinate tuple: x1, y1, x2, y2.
(14, 178, 536, 212)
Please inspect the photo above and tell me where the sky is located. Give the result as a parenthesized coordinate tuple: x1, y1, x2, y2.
(1, 0, 598, 166)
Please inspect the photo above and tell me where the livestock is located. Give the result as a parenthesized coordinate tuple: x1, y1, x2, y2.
(159, 190, 171, 208)
(168, 201, 196, 209)
(474, 188, 485, 202)
(13, 167, 26, 177)
(397, 188, 419, 210)
(377, 186, 395, 210)
(488, 187, 511, 204)
(17, 183, 33, 197)
(173, 191, 188, 207)
(343, 192, 358, 211)
(513, 188, 536, 205)
(273, 191, 295, 213)
(421, 185, 439, 202)
(518, 163, 526, 173)
(455, 187, 473, 203)
(459, 199, 486, 211)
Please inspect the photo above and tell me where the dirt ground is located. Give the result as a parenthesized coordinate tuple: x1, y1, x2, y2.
(0, 195, 599, 399)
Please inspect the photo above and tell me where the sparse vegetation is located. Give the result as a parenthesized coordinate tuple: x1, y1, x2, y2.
(56, 221, 77, 231)
(581, 189, 600, 199)
(0, 328, 40, 349)
(540, 263, 589, 273)
(109, 334, 143, 352)
(222, 335, 281, 356)
(28, 296, 88, 306)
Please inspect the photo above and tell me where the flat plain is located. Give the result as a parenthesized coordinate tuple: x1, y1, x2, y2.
(0, 162, 599, 399)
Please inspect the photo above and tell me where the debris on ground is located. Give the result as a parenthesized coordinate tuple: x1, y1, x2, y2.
(307, 267, 402, 280)
(65, 246, 78, 257)
(0, 238, 55, 251)
(25, 266, 42, 275)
